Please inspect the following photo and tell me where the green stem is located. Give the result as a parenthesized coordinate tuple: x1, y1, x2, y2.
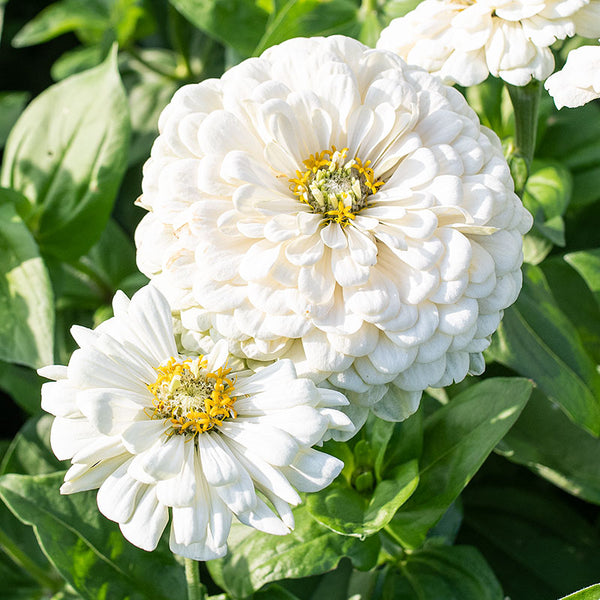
(127, 47, 182, 82)
(507, 80, 542, 193)
(0, 528, 60, 592)
(185, 557, 207, 600)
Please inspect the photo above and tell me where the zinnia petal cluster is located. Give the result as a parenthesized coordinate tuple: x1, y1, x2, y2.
(376, 0, 600, 86)
(135, 36, 531, 432)
(39, 285, 350, 560)
(545, 44, 600, 108)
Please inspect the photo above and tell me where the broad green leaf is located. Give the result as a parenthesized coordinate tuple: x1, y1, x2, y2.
(0, 0, 6, 38)
(0, 361, 44, 414)
(561, 584, 600, 600)
(11, 0, 108, 47)
(498, 390, 600, 505)
(0, 472, 186, 600)
(1, 47, 131, 261)
(487, 264, 600, 436)
(0, 191, 54, 368)
(307, 460, 419, 537)
(566, 249, 600, 307)
(0, 92, 29, 149)
(383, 545, 503, 600)
(459, 485, 600, 600)
(387, 377, 532, 549)
(253, 0, 359, 56)
(169, 0, 269, 57)
(12, 0, 150, 48)
(541, 257, 600, 365)
(207, 504, 379, 599)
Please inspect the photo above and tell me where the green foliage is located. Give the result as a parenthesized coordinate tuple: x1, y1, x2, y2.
(1, 2, 600, 599)
(488, 264, 600, 436)
(0, 190, 54, 368)
(0, 472, 186, 600)
(207, 504, 379, 598)
(307, 459, 419, 537)
(460, 483, 600, 600)
(1, 47, 131, 262)
(498, 390, 600, 505)
(382, 545, 504, 600)
(387, 378, 532, 548)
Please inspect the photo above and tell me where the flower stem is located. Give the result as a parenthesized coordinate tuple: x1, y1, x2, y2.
(185, 557, 207, 600)
(506, 80, 542, 194)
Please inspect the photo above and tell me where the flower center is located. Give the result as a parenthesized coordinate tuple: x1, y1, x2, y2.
(289, 146, 384, 227)
(147, 357, 237, 436)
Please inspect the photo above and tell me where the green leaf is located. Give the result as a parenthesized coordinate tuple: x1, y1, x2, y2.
(1, 47, 131, 261)
(387, 377, 532, 549)
(541, 256, 600, 365)
(12, 0, 150, 48)
(565, 249, 600, 307)
(253, 0, 359, 56)
(459, 484, 600, 600)
(0, 190, 54, 368)
(521, 161, 571, 262)
(384, 545, 503, 600)
(0, 472, 186, 600)
(498, 390, 600, 505)
(0, 92, 30, 149)
(0, 417, 60, 595)
(11, 0, 109, 47)
(169, 0, 269, 57)
(0, 415, 65, 477)
(307, 460, 419, 538)
(207, 504, 379, 599)
(0, 361, 44, 414)
(487, 264, 600, 436)
(51, 45, 107, 81)
(560, 584, 600, 600)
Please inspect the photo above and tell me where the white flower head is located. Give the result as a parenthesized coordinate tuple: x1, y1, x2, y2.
(376, 0, 600, 87)
(135, 36, 532, 432)
(545, 43, 600, 108)
(39, 284, 351, 560)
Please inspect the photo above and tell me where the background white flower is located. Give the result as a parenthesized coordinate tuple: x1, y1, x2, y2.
(39, 285, 351, 560)
(135, 35, 532, 433)
(545, 44, 600, 108)
(376, 0, 600, 86)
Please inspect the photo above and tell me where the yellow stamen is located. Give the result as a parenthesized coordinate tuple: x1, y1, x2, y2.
(147, 356, 237, 436)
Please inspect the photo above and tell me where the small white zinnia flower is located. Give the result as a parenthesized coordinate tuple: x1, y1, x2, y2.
(545, 44, 600, 108)
(376, 0, 600, 87)
(39, 284, 351, 560)
(135, 36, 531, 432)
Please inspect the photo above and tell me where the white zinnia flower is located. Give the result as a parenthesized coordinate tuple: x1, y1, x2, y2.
(545, 44, 600, 108)
(376, 0, 600, 87)
(135, 36, 531, 432)
(38, 284, 351, 560)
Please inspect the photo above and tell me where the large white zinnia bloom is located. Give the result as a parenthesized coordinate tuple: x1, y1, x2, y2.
(39, 285, 351, 560)
(135, 36, 531, 431)
(376, 0, 600, 87)
(545, 44, 600, 108)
